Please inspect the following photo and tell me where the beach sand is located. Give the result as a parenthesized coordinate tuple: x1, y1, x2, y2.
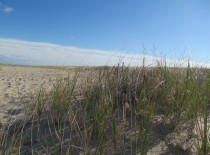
(0, 65, 203, 154)
(0, 65, 72, 125)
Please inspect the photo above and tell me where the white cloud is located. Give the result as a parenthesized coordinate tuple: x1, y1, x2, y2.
(2, 6, 14, 13)
(0, 38, 209, 67)
(0, 2, 14, 13)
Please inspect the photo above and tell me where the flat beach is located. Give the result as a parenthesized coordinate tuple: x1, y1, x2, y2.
(0, 65, 71, 125)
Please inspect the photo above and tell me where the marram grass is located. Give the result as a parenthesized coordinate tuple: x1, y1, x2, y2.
(1, 61, 210, 154)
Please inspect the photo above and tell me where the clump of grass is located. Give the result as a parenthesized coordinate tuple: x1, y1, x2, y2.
(1, 59, 210, 154)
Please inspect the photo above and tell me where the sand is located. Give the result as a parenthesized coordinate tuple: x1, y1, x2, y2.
(0, 65, 72, 125)
(0, 65, 205, 154)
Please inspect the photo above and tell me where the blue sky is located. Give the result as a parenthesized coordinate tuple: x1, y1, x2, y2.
(0, 0, 210, 66)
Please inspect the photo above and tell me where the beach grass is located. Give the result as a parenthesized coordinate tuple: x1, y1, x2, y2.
(1, 59, 210, 154)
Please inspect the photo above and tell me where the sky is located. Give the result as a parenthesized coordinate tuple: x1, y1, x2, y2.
(0, 0, 210, 66)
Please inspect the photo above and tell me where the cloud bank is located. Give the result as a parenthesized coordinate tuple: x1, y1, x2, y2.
(0, 2, 14, 13)
(0, 38, 209, 67)
(0, 38, 152, 66)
